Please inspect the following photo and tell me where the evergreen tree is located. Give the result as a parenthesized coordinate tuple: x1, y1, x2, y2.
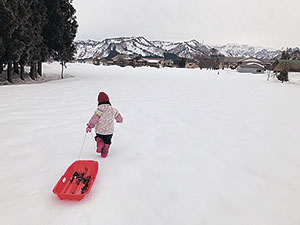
(1, 0, 77, 83)
(0, 0, 19, 82)
(277, 49, 290, 82)
(0, 37, 4, 73)
(43, 0, 78, 79)
(0, 0, 40, 82)
(27, 0, 48, 80)
(16, 0, 34, 80)
(11, 0, 31, 77)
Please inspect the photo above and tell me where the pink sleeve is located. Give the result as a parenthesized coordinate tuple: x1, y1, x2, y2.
(115, 113, 123, 123)
(87, 114, 100, 128)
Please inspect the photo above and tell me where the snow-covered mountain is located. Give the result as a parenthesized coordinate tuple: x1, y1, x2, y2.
(151, 39, 213, 58)
(75, 37, 217, 60)
(75, 36, 165, 60)
(75, 37, 282, 60)
(213, 43, 281, 59)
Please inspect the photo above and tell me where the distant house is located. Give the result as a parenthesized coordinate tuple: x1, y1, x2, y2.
(237, 57, 263, 65)
(237, 63, 265, 73)
(236, 58, 265, 73)
(93, 58, 109, 65)
(261, 59, 276, 70)
(143, 58, 163, 68)
(135, 59, 147, 67)
(147, 60, 160, 68)
(97, 58, 114, 66)
(112, 54, 134, 67)
(162, 59, 174, 67)
(219, 57, 243, 69)
(93, 58, 101, 65)
(105, 60, 114, 66)
(271, 60, 300, 73)
(185, 59, 198, 69)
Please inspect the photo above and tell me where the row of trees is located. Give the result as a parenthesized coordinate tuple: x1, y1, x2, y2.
(0, 0, 78, 83)
(276, 48, 300, 82)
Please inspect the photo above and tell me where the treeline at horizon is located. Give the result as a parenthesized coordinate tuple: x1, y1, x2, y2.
(0, 0, 78, 83)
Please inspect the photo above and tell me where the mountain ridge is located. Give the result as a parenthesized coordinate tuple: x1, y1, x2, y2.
(75, 36, 283, 60)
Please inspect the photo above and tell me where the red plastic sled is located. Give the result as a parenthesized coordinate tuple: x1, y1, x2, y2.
(53, 160, 99, 200)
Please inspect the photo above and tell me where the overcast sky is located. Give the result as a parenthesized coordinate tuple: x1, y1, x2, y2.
(72, 0, 299, 49)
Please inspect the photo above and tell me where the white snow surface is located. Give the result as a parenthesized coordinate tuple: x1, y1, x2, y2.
(1, 63, 300, 225)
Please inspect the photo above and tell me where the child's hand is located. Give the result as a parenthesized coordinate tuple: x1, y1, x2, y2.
(86, 126, 92, 133)
(115, 113, 123, 123)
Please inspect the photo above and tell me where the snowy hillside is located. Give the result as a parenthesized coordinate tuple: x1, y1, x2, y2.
(151, 39, 213, 58)
(75, 37, 215, 60)
(75, 37, 283, 60)
(166, 40, 212, 58)
(1, 63, 300, 225)
(75, 36, 165, 59)
(151, 40, 179, 51)
(213, 43, 281, 59)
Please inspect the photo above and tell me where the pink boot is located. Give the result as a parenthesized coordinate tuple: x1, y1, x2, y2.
(101, 144, 110, 158)
(96, 137, 104, 153)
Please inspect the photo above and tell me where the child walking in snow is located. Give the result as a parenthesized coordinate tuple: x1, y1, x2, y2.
(86, 92, 123, 158)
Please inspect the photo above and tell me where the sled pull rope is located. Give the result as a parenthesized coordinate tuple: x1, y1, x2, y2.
(90, 132, 96, 148)
(78, 133, 87, 159)
(78, 132, 96, 159)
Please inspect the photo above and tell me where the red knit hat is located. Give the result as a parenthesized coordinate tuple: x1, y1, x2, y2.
(98, 92, 109, 103)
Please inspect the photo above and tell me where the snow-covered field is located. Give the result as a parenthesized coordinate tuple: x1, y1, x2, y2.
(1, 63, 300, 225)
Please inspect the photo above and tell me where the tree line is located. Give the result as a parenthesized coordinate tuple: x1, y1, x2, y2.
(0, 0, 78, 83)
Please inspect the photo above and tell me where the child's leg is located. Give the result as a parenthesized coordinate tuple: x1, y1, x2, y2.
(97, 134, 112, 158)
(95, 137, 104, 153)
(101, 144, 110, 158)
